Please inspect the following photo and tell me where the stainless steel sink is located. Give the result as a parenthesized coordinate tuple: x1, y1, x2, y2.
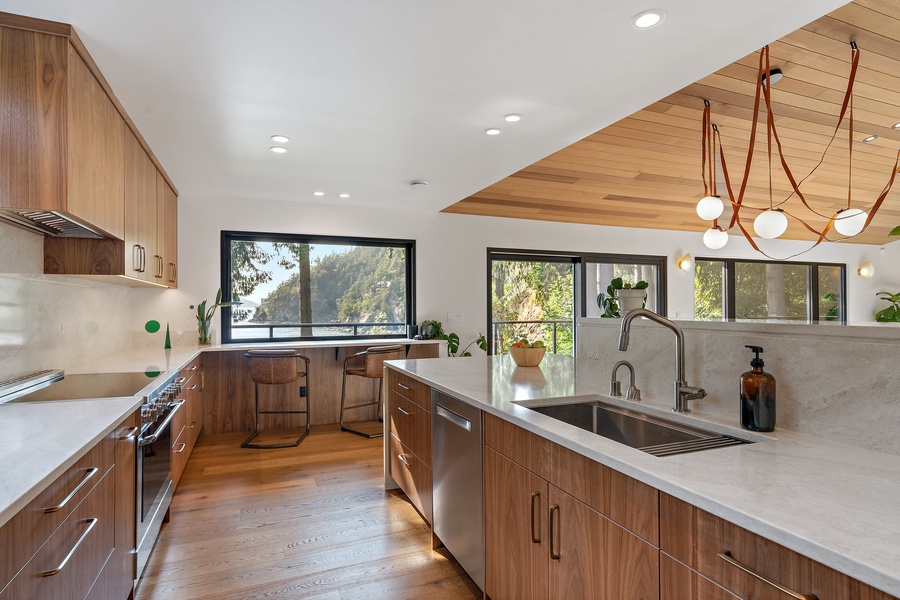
(528, 401, 752, 457)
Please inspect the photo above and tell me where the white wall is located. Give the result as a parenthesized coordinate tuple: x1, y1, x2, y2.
(0, 222, 133, 379)
(131, 192, 898, 347)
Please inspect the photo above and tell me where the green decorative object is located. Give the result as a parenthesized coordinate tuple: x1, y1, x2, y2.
(164, 323, 172, 349)
(890, 226, 900, 236)
(193, 289, 241, 345)
(145, 369, 161, 378)
(144, 320, 161, 334)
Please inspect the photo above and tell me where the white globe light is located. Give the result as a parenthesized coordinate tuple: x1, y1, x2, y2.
(833, 207, 868, 237)
(703, 227, 729, 249)
(754, 209, 788, 239)
(696, 196, 724, 221)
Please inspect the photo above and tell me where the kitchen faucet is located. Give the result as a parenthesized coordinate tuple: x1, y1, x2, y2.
(617, 308, 706, 412)
(609, 360, 641, 402)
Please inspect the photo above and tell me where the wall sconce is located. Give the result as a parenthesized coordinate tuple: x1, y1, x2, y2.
(677, 253, 693, 273)
(857, 262, 874, 279)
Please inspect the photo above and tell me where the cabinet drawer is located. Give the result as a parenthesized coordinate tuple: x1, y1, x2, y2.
(661, 554, 740, 600)
(388, 390, 431, 466)
(0, 467, 115, 600)
(388, 433, 432, 523)
(0, 432, 113, 586)
(659, 493, 897, 600)
(551, 443, 658, 544)
(171, 421, 189, 490)
(386, 369, 430, 410)
(483, 413, 551, 480)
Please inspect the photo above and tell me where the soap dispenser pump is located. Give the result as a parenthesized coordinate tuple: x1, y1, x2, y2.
(740, 345, 776, 432)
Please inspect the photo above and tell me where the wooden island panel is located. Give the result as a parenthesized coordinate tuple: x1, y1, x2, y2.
(202, 343, 439, 434)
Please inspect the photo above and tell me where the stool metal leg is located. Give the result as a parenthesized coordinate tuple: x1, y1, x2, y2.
(242, 378, 311, 449)
(340, 371, 385, 439)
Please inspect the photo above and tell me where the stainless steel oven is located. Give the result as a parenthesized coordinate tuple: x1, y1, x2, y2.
(135, 375, 184, 580)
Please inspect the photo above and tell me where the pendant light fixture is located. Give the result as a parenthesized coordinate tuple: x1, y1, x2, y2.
(693, 43, 900, 259)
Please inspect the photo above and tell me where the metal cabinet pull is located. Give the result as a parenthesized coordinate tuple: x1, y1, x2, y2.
(199, 371, 205, 392)
(398, 382, 410, 390)
(718, 551, 818, 600)
(190, 421, 196, 429)
(398, 454, 411, 468)
(118, 426, 140, 440)
(40, 518, 98, 576)
(188, 365, 198, 372)
(549, 504, 560, 560)
(397, 406, 411, 416)
(530, 491, 542, 543)
(43, 467, 99, 513)
(140, 246, 147, 273)
(168, 262, 177, 283)
(132, 245, 141, 272)
(173, 443, 187, 453)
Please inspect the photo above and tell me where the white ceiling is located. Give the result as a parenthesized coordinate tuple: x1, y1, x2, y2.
(1, 0, 848, 213)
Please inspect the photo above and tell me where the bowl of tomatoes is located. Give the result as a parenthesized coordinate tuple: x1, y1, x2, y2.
(509, 339, 546, 367)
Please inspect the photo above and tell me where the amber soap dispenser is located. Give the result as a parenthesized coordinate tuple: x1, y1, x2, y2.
(740, 345, 776, 432)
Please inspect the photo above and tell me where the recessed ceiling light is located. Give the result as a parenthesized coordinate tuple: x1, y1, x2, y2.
(892, 122, 900, 129)
(269, 146, 287, 154)
(631, 9, 665, 29)
(484, 128, 503, 136)
(504, 114, 522, 123)
(863, 135, 878, 143)
(270, 135, 290, 143)
(313, 191, 325, 196)
(409, 180, 429, 188)
(339, 193, 350, 198)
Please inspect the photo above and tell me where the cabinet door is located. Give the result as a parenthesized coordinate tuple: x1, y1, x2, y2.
(549, 486, 658, 600)
(67, 45, 125, 239)
(156, 171, 178, 287)
(111, 411, 139, 599)
(124, 129, 157, 281)
(484, 447, 548, 600)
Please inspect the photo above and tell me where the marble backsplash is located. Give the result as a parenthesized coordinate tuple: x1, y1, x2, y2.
(576, 319, 900, 456)
(0, 222, 133, 380)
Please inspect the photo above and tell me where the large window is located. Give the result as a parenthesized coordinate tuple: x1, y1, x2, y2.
(694, 258, 845, 324)
(488, 249, 667, 356)
(221, 232, 414, 343)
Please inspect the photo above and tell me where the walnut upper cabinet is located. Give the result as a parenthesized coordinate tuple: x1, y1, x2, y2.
(0, 13, 178, 288)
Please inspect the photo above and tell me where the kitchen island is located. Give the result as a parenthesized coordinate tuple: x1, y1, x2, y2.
(385, 354, 900, 598)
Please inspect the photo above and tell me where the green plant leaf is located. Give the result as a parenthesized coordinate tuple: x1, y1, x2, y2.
(610, 277, 624, 291)
(634, 281, 649, 290)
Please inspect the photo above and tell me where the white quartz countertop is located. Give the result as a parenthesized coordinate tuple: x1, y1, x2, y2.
(387, 354, 900, 597)
(0, 397, 142, 527)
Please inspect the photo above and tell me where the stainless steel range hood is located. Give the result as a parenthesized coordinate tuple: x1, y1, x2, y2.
(0, 209, 108, 239)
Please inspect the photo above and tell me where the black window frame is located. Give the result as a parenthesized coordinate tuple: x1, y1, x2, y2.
(486, 248, 668, 355)
(695, 256, 846, 324)
(220, 230, 416, 344)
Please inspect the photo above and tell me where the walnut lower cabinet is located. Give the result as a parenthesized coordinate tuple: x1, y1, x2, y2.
(0, 409, 139, 600)
(172, 358, 203, 490)
(660, 493, 898, 600)
(483, 414, 659, 600)
(385, 368, 432, 524)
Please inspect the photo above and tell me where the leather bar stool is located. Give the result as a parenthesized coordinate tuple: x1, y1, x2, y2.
(242, 349, 311, 449)
(339, 345, 404, 438)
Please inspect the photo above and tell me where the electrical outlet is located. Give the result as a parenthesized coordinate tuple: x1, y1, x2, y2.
(447, 313, 464, 323)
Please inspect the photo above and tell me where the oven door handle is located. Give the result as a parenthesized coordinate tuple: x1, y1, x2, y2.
(139, 400, 185, 447)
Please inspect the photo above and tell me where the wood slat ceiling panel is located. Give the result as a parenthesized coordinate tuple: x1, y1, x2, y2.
(446, 0, 900, 245)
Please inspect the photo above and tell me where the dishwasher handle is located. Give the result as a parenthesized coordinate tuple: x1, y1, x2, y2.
(435, 404, 472, 432)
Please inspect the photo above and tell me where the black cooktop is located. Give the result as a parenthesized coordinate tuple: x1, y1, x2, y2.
(9, 371, 162, 403)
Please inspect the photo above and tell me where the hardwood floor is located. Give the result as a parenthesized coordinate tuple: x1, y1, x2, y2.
(135, 427, 480, 600)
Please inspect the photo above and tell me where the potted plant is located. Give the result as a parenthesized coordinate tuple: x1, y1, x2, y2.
(191, 289, 241, 345)
(597, 277, 649, 318)
(421, 319, 487, 356)
(875, 291, 900, 323)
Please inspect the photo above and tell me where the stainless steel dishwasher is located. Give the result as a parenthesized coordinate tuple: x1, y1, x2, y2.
(431, 390, 484, 591)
